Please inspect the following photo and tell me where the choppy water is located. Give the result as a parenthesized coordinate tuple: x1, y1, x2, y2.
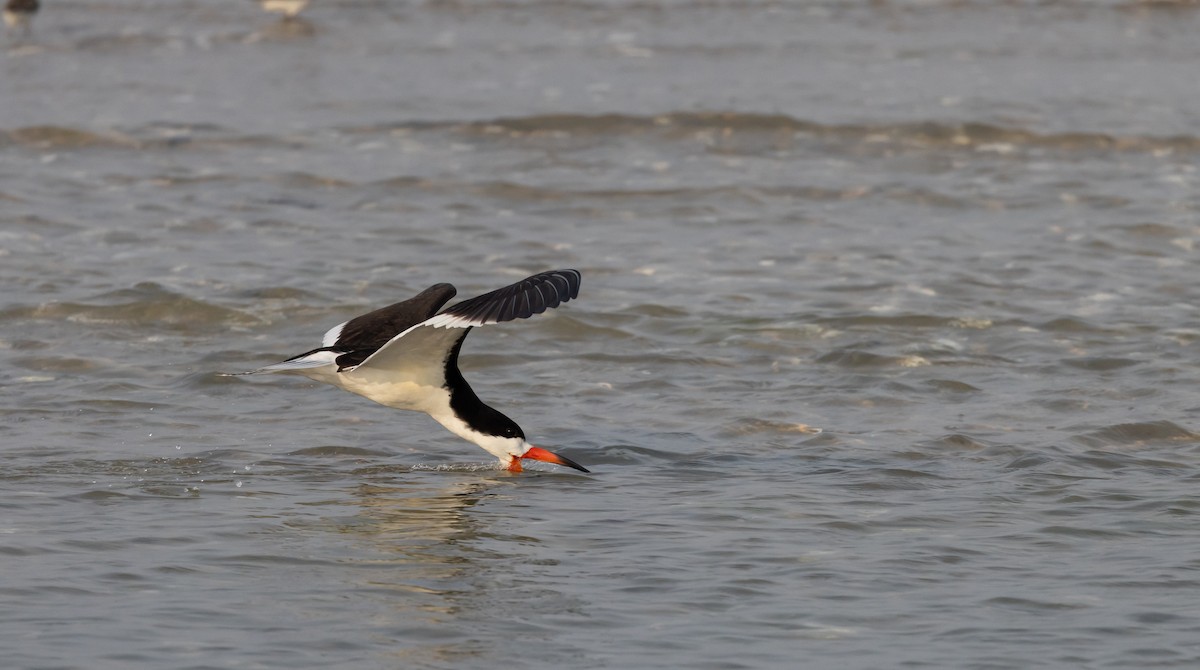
(3, 1, 1200, 668)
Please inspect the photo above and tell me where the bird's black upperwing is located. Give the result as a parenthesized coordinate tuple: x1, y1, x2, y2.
(327, 282, 457, 349)
(323, 283, 457, 369)
(348, 269, 581, 378)
(425, 269, 581, 328)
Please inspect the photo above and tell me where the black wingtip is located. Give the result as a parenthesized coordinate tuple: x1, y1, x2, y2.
(439, 269, 582, 325)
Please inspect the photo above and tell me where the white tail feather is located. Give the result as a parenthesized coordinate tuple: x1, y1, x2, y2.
(219, 350, 340, 376)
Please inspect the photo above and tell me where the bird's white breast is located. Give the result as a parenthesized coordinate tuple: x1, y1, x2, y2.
(335, 375, 449, 414)
(305, 368, 525, 464)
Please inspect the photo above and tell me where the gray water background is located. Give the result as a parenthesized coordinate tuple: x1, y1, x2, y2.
(2, 1, 1200, 668)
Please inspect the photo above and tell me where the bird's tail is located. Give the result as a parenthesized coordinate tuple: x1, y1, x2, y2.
(218, 349, 340, 376)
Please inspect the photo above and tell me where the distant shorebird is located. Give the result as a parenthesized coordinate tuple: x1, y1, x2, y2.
(225, 270, 589, 473)
(259, 0, 308, 19)
(3, 0, 39, 35)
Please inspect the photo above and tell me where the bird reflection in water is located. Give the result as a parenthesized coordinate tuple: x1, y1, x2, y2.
(327, 475, 571, 665)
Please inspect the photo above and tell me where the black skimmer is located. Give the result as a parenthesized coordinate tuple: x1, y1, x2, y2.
(3, 0, 39, 36)
(225, 269, 588, 474)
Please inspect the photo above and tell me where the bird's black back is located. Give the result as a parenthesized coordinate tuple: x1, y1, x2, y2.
(328, 283, 457, 369)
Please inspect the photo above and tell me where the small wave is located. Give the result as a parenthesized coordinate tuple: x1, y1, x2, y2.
(1061, 357, 1141, 371)
(816, 313, 996, 330)
(1, 123, 301, 152)
(816, 349, 931, 368)
(232, 285, 325, 301)
(409, 462, 503, 473)
(4, 126, 139, 150)
(73, 32, 173, 53)
(985, 595, 1096, 612)
(343, 112, 1200, 155)
(923, 379, 982, 394)
(1037, 317, 1112, 333)
(3, 282, 261, 332)
(922, 433, 992, 451)
(286, 446, 393, 458)
(15, 113, 1196, 157)
(722, 418, 822, 437)
(1072, 420, 1200, 449)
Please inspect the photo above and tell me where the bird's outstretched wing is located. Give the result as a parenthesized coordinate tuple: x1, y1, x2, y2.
(422, 269, 581, 329)
(222, 283, 458, 375)
(346, 269, 581, 381)
(318, 283, 457, 370)
(324, 283, 458, 350)
(222, 270, 579, 379)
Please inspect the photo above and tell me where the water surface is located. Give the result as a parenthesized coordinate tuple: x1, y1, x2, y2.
(3, 1, 1200, 668)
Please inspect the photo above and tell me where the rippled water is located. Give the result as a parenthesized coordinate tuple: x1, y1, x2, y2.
(3, 1, 1200, 668)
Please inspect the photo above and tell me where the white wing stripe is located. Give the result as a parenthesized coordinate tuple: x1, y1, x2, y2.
(322, 322, 347, 347)
(423, 313, 485, 329)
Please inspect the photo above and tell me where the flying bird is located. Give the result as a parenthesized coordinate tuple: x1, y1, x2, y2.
(226, 270, 588, 473)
